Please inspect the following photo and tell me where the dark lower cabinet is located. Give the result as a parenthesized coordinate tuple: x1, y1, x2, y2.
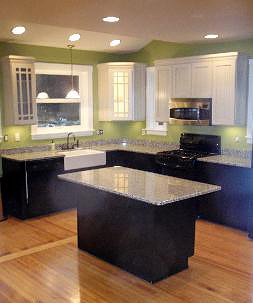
(195, 161, 253, 232)
(1, 157, 78, 219)
(107, 151, 253, 234)
(106, 150, 160, 172)
(2, 149, 253, 236)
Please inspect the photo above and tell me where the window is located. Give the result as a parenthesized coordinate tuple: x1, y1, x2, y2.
(143, 67, 167, 136)
(32, 63, 93, 140)
(113, 71, 129, 119)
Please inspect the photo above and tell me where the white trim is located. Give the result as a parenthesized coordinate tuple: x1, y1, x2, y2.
(32, 130, 94, 140)
(142, 129, 167, 136)
(246, 59, 253, 144)
(31, 63, 93, 140)
(154, 52, 242, 66)
(144, 67, 167, 136)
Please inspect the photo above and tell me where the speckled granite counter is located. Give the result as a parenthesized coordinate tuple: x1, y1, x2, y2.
(1, 151, 64, 161)
(198, 155, 252, 168)
(1, 144, 171, 161)
(91, 144, 172, 154)
(59, 166, 221, 206)
(1, 144, 251, 168)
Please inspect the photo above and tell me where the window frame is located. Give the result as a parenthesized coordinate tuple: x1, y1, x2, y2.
(246, 59, 253, 144)
(31, 62, 93, 140)
(143, 66, 167, 136)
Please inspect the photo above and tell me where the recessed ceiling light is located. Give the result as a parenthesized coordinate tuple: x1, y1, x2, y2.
(11, 26, 26, 35)
(69, 33, 80, 42)
(103, 16, 120, 23)
(110, 39, 121, 47)
(204, 34, 219, 39)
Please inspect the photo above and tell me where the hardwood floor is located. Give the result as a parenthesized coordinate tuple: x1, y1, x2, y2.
(0, 210, 252, 303)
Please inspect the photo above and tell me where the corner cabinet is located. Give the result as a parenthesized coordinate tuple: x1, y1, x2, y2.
(1, 55, 37, 125)
(212, 55, 248, 125)
(155, 52, 249, 125)
(97, 62, 146, 121)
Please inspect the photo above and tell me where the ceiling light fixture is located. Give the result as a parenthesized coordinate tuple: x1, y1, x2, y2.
(69, 33, 80, 42)
(103, 16, 120, 23)
(37, 92, 49, 99)
(66, 45, 80, 99)
(110, 39, 121, 47)
(11, 26, 26, 35)
(204, 34, 219, 39)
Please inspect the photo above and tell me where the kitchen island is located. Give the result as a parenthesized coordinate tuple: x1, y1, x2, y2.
(59, 166, 221, 282)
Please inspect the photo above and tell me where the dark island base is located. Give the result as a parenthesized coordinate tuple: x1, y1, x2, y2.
(74, 183, 199, 283)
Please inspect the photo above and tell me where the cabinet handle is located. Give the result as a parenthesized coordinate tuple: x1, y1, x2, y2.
(25, 170, 29, 204)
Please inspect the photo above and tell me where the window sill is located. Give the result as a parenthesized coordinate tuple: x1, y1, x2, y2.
(32, 129, 94, 140)
(142, 129, 167, 136)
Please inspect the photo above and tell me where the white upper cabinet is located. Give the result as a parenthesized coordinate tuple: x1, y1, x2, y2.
(97, 62, 146, 121)
(172, 63, 191, 98)
(212, 55, 248, 126)
(1, 55, 37, 125)
(191, 61, 213, 98)
(155, 52, 249, 125)
(155, 65, 172, 122)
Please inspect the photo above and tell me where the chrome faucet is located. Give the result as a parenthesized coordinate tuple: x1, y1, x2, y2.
(66, 132, 76, 149)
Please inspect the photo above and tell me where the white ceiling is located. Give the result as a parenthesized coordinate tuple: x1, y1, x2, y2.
(0, 0, 253, 52)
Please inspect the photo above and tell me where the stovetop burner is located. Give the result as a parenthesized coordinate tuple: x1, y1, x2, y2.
(164, 149, 209, 159)
(155, 133, 221, 169)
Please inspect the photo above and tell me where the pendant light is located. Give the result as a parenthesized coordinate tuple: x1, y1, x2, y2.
(66, 44, 80, 99)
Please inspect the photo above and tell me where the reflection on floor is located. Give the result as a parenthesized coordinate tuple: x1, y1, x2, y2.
(0, 209, 252, 303)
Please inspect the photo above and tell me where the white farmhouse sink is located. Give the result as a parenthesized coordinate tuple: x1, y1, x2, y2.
(58, 149, 106, 171)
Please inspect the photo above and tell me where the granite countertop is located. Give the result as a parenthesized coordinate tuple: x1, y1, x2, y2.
(1, 151, 64, 161)
(1, 144, 251, 169)
(58, 166, 221, 206)
(91, 144, 172, 154)
(1, 144, 170, 161)
(198, 155, 252, 168)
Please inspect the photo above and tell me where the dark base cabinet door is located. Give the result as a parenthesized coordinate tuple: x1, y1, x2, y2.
(2, 159, 27, 218)
(195, 161, 253, 231)
(26, 158, 80, 218)
(106, 150, 160, 173)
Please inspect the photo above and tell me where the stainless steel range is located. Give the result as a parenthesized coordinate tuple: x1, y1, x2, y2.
(156, 133, 221, 169)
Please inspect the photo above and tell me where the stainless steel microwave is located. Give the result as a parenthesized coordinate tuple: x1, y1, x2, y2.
(169, 98, 212, 125)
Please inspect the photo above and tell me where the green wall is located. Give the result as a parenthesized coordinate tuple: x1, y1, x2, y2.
(1, 38, 253, 151)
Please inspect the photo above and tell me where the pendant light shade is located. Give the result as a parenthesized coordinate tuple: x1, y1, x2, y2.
(66, 89, 80, 99)
(37, 92, 49, 99)
(66, 44, 80, 99)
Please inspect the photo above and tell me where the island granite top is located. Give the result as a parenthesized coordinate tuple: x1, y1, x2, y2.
(58, 166, 221, 206)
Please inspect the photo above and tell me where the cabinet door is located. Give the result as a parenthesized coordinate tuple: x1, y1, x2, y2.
(109, 69, 133, 120)
(212, 59, 236, 125)
(12, 62, 37, 125)
(155, 65, 172, 122)
(172, 63, 191, 98)
(191, 61, 212, 98)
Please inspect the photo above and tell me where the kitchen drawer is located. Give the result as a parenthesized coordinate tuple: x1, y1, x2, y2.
(26, 157, 64, 172)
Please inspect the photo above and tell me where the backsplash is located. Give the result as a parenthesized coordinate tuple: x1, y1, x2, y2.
(0, 138, 251, 159)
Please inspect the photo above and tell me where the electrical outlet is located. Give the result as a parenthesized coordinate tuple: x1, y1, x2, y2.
(96, 129, 104, 135)
(15, 133, 20, 142)
(235, 136, 240, 143)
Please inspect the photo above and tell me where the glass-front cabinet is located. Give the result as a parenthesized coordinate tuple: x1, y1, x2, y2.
(2, 56, 37, 125)
(98, 62, 146, 121)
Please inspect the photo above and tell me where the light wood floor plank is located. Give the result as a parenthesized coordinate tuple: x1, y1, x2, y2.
(0, 210, 252, 303)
